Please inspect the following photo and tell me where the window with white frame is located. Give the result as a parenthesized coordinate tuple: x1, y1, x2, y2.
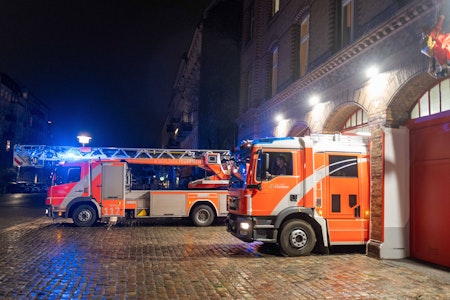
(271, 46, 279, 97)
(299, 15, 310, 77)
(247, 3, 255, 43)
(411, 78, 450, 119)
(342, 108, 369, 135)
(341, 0, 354, 48)
(246, 68, 253, 110)
(272, 0, 280, 16)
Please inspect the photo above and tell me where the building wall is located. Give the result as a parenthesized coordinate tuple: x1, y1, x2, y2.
(238, 0, 439, 259)
(0, 73, 50, 167)
(162, 0, 242, 150)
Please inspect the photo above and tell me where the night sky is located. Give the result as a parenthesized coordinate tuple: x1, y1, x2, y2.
(0, 0, 213, 148)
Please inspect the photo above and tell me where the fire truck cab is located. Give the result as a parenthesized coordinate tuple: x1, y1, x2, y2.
(226, 134, 370, 256)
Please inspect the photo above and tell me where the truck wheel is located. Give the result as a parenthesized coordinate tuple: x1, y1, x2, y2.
(73, 205, 97, 227)
(191, 205, 214, 227)
(279, 219, 316, 256)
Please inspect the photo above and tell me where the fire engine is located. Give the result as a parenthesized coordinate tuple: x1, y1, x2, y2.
(226, 134, 370, 256)
(13, 145, 230, 227)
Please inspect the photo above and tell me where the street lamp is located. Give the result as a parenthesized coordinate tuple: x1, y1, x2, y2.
(77, 135, 91, 147)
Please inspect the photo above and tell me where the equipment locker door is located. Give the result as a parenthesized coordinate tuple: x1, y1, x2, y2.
(410, 113, 450, 268)
(101, 163, 126, 217)
(326, 154, 367, 244)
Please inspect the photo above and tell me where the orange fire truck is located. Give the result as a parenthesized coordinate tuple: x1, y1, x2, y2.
(226, 134, 370, 256)
(13, 145, 230, 227)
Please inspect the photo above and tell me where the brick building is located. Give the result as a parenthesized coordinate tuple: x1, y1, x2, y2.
(0, 73, 50, 167)
(238, 0, 449, 267)
(161, 0, 242, 150)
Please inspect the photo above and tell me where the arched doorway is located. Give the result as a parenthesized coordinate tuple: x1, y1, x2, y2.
(407, 78, 450, 268)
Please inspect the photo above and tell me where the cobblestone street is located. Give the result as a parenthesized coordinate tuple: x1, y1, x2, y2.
(0, 217, 449, 299)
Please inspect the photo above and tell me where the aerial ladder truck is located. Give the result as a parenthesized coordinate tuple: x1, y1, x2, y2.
(14, 145, 230, 227)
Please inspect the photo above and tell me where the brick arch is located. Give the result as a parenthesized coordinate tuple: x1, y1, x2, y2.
(322, 102, 366, 133)
(386, 72, 437, 127)
(287, 121, 310, 137)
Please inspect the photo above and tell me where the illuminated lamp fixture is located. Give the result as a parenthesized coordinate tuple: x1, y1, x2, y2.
(309, 95, 320, 106)
(274, 114, 284, 122)
(366, 66, 379, 78)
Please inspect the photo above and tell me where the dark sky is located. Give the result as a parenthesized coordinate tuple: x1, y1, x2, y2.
(0, 0, 213, 148)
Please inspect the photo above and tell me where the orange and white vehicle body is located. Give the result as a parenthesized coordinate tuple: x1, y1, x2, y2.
(226, 134, 370, 256)
(44, 149, 230, 227)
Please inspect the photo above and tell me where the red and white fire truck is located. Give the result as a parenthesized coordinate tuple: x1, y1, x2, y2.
(13, 145, 230, 227)
(226, 134, 370, 256)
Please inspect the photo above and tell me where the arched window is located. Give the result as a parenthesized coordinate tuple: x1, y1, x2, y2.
(411, 78, 450, 119)
(342, 108, 369, 135)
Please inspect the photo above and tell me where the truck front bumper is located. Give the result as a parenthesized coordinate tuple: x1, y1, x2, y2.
(225, 214, 254, 242)
(45, 206, 66, 219)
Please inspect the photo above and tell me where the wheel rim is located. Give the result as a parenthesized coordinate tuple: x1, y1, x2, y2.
(78, 210, 92, 223)
(196, 209, 210, 224)
(289, 228, 308, 249)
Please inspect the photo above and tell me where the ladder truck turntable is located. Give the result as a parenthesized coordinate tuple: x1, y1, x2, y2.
(226, 134, 370, 256)
(14, 145, 231, 227)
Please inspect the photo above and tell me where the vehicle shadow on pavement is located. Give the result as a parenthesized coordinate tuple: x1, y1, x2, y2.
(46, 217, 227, 228)
(255, 243, 366, 257)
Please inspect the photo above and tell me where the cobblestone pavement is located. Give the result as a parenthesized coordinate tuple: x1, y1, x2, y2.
(0, 217, 449, 299)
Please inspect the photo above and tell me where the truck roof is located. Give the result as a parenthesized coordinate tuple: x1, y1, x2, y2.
(251, 134, 369, 153)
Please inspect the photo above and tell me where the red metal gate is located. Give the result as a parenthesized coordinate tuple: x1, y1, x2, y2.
(409, 111, 450, 267)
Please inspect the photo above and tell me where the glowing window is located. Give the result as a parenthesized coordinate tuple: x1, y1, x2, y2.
(411, 78, 450, 119)
(272, 0, 280, 16)
(341, 0, 354, 47)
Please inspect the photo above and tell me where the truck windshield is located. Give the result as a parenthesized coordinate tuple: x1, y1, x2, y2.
(52, 166, 81, 185)
(229, 148, 250, 188)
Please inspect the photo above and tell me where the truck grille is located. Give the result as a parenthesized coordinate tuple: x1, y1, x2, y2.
(228, 196, 239, 210)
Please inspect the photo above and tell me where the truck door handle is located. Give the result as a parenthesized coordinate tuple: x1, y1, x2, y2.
(354, 206, 360, 218)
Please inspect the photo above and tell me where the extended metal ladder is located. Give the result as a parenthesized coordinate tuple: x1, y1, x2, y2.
(13, 144, 230, 167)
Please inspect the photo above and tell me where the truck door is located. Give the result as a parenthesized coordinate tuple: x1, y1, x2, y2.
(326, 154, 367, 244)
(101, 162, 126, 217)
(252, 151, 297, 216)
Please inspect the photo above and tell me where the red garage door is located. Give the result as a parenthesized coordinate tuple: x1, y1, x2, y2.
(409, 111, 450, 268)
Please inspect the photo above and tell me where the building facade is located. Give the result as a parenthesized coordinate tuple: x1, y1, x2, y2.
(238, 0, 449, 267)
(0, 73, 50, 188)
(161, 0, 242, 150)
(0, 73, 50, 168)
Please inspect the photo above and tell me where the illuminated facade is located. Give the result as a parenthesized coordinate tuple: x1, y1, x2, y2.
(238, 0, 450, 267)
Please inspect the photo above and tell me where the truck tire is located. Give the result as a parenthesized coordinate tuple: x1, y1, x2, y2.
(73, 205, 97, 227)
(191, 205, 214, 227)
(279, 219, 316, 256)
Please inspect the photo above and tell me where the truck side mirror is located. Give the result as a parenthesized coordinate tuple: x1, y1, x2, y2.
(256, 152, 270, 181)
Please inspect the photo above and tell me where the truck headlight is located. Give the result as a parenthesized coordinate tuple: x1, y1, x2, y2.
(240, 222, 250, 230)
